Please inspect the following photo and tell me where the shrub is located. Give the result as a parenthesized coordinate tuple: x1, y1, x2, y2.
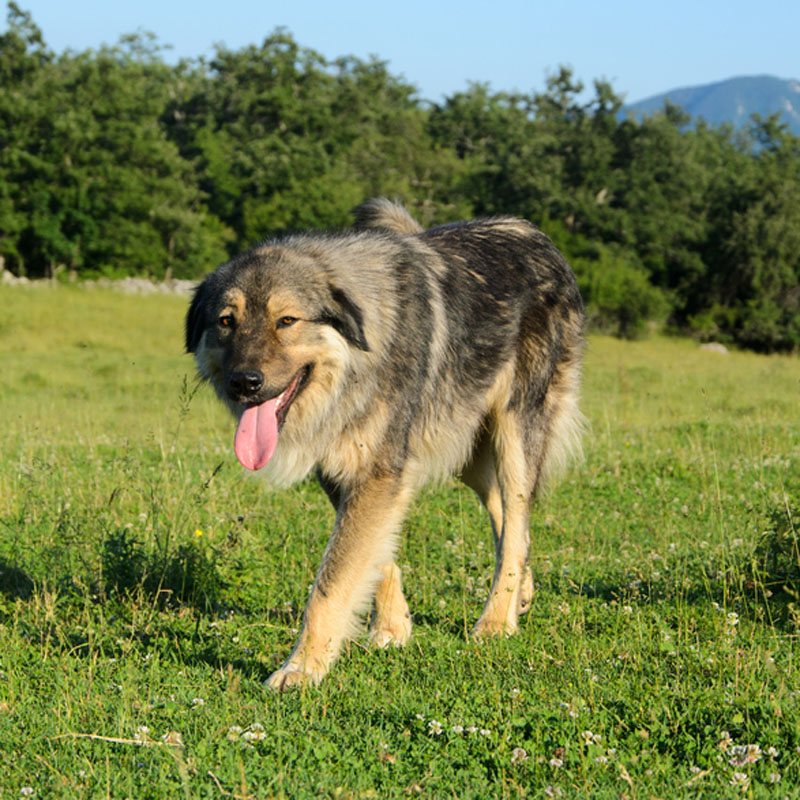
(574, 248, 670, 339)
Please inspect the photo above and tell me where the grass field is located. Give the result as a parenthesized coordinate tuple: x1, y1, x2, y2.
(1, 283, 799, 799)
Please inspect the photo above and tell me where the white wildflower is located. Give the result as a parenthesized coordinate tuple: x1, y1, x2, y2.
(717, 731, 733, 752)
(133, 726, 150, 743)
(510, 747, 528, 764)
(428, 719, 443, 736)
(729, 772, 750, 790)
(242, 726, 266, 743)
(728, 744, 762, 766)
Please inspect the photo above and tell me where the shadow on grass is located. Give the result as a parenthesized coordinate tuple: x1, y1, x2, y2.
(542, 500, 799, 627)
(101, 528, 224, 613)
(0, 559, 34, 600)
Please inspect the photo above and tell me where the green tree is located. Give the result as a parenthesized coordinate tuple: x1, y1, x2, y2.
(606, 103, 711, 302)
(166, 31, 469, 244)
(0, 2, 51, 274)
(0, 7, 230, 278)
(427, 81, 557, 221)
(697, 115, 800, 350)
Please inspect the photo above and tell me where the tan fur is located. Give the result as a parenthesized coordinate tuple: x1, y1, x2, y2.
(370, 562, 412, 647)
(471, 408, 532, 635)
(267, 477, 415, 689)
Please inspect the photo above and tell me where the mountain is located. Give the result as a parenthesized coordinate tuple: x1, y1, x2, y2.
(622, 75, 800, 136)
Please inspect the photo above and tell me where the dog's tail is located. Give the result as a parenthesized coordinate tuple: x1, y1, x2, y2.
(351, 198, 423, 235)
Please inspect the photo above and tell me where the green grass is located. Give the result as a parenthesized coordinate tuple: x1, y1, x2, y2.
(1, 284, 799, 799)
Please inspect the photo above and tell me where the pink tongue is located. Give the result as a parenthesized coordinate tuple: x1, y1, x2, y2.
(234, 398, 280, 470)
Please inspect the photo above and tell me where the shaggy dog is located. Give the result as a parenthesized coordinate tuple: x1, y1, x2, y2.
(185, 199, 584, 689)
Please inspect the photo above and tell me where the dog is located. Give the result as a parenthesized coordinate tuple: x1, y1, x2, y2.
(185, 199, 585, 690)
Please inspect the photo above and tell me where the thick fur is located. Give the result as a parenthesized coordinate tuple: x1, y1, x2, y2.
(186, 199, 585, 689)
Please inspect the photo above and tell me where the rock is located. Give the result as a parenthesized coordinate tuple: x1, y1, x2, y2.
(699, 342, 729, 354)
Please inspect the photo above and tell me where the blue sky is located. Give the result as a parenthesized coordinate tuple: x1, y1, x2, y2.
(12, 0, 800, 104)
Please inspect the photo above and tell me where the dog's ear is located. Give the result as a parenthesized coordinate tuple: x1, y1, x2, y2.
(185, 280, 209, 353)
(319, 285, 369, 351)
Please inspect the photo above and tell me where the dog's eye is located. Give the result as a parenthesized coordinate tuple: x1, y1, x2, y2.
(277, 316, 298, 329)
(218, 314, 235, 329)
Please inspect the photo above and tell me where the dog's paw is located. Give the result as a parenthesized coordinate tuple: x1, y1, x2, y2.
(371, 562, 411, 648)
(517, 565, 534, 615)
(471, 616, 518, 639)
(265, 662, 325, 692)
(369, 613, 412, 648)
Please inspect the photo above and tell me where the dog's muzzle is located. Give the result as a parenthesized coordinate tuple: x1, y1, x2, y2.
(228, 369, 263, 401)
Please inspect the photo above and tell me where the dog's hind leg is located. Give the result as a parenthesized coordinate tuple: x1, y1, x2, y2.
(462, 426, 534, 625)
(471, 409, 537, 638)
(369, 561, 412, 647)
(267, 476, 414, 690)
(461, 427, 504, 544)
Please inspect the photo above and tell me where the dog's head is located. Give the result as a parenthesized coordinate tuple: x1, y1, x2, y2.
(186, 245, 370, 470)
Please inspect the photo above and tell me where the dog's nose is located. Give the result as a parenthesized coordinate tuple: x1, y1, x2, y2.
(229, 370, 264, 397)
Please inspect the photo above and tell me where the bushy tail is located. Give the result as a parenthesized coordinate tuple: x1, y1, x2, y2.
(537, 356, 586, 495)
(351, 198, 423, 235)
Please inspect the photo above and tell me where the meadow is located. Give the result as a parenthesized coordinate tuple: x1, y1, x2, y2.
(0, 283, 798, 799)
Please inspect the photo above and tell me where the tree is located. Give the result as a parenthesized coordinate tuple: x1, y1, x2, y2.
(0, 8, 230, 278)
(0, 2, 51, 274)
(697, 115, 800, 350)
(165, 31, 469, 243)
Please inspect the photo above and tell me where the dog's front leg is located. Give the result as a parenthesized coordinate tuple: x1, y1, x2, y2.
(266, 475, 413, 690)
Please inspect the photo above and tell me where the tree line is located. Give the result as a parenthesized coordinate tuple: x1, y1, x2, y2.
(2, 4, 799, 351)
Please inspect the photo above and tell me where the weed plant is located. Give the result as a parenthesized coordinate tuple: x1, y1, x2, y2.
(0, 285, 798, 798)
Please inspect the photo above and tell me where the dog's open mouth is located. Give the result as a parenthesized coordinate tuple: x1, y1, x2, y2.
(234, 365, 312, 470)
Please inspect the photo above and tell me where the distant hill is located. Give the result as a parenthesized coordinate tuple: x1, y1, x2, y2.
(622, 75, 800, 136)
